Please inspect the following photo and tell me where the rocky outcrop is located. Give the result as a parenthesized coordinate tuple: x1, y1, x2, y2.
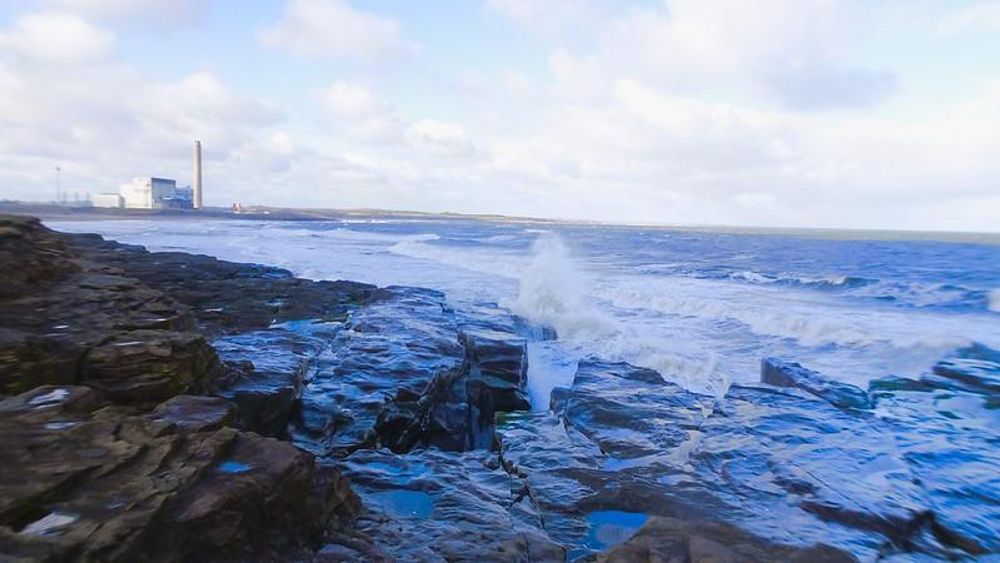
(66, 232, 376, 336)
(0, 215, 218, 404)
(292, 288, 535, 457)
(0, 385, 359, 561)
(493, 354, 999, 560)
(0, 215, 369, 560)
(335, 448, 564, 562)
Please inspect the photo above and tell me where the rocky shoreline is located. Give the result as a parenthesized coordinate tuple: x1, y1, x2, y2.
(1, 214, 996, 561)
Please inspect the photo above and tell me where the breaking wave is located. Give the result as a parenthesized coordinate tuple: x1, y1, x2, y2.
(512, 234, 730, 396)
(513, 234, 614, 340)
(728, 270, 872, 289)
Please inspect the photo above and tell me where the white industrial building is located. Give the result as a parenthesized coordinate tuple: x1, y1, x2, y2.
(91, 193, 124, 208)
(120, 178, 180, 209)
(91, 140, 203, 210)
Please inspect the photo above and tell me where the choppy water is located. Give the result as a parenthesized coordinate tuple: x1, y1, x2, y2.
(51, 217, 1000, 404)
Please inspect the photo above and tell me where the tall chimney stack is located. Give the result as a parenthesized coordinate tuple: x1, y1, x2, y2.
(193, 140, 203, 209)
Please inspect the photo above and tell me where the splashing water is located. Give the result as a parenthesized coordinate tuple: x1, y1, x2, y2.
(513, 234, 614, 340)
(513, 234, 732, 398)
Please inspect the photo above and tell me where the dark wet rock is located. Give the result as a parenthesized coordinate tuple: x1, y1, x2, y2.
(495, 357, 997, 559)
(67, 232, 376, 336)
(293, 286, 467, 456)
(0, 215, 218, 404)
(0, 384, 359, 561)
(868, 346, 1000, 556)
(927, 343, 1000, 395)
(592, 516, 857, 562)
(551, 359, 714, 460)
(0, 215, 79, 300)
(294, 287, 533, 457)
(214, 324, 338, 436)
(761, 356, 871, 410)
(150, 395, 237, 433)
(337, 448, 564, 562)
(432, 327, 531, 450)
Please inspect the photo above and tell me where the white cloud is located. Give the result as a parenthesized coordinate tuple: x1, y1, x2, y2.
(40, 0, 205, 24)
(140, 72, 282, 149)
(601, 0, 897, 109)
(318, 81, 384, 117)
(934, 1, 1000, 36)
(316, 81, 403, 142)
(268, 132, 296, 155)
(406, 119, 473, 156)
(0, 11, 114, 65)
(494, 0, 897, 110)
(260, 0, 417, 61)
(485, 0, 612, 36)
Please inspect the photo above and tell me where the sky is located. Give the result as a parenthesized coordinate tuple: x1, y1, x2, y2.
(0, 0, 998, 231)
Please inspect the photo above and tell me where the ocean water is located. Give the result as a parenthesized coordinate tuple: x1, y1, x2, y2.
(50, 217, 1000, 405)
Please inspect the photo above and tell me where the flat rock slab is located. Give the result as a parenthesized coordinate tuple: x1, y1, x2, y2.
(495, 355, 999, 560)
(335, 448, 564, 562)
(66, 232, 376, 336)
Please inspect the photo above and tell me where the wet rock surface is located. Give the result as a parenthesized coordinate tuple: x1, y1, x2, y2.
(65, 232, 376, 336)
(0, 386, 358, 561)
(332, 448, 564, 562)
(0, 215, 366, 560)
(291, 289, 535, 457)
(0, 215, 217, 404)
(494, 353, 999, 560)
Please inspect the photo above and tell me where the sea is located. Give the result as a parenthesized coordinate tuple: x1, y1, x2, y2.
(50, 217, 1000, 408)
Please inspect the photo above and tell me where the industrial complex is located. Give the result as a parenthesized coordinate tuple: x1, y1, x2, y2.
(90, 141, 203, 210)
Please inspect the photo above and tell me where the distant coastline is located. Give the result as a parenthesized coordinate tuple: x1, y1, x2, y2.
(4, 199, 998, 245)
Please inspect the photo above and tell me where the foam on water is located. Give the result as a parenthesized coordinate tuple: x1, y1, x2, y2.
(991, 289, 1000, 313)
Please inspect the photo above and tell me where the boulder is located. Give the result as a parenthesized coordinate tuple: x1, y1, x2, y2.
(293, 286, 468, 456)
(0, 215, 219, 403)
(293, 287, 535, 457)
(214, 326, 336, 437)
(81, 330, 219, 405)
(0, 384, 359, 561)
(0, 215, 79, 300)
(150, 394, 237, 433)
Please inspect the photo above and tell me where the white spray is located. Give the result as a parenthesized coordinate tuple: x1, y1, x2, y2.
(513, 234, 614, 340)
(513, 233, 732, 400)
